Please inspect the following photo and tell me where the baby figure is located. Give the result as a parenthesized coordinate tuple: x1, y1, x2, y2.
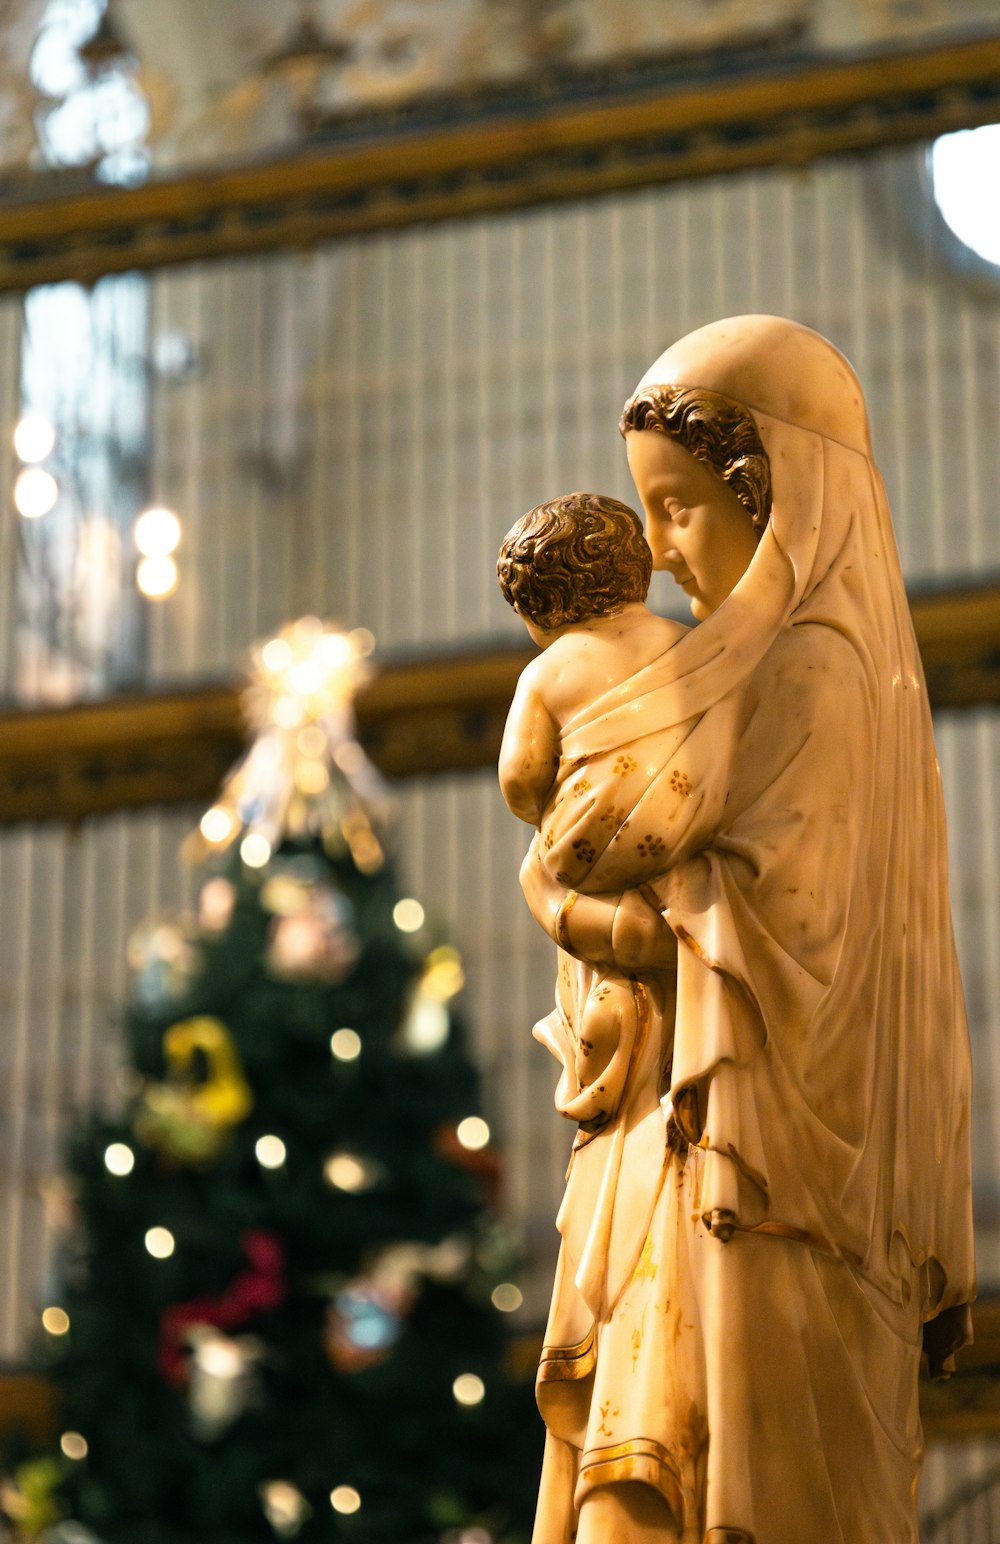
(497, 492, 685, 1116)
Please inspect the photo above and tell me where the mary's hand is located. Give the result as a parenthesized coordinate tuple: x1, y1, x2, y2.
(519, 839, 677, 971)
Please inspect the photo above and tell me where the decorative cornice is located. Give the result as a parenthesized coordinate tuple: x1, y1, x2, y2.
(1, 32, 1000, 290)
(0, 580, 995, 826)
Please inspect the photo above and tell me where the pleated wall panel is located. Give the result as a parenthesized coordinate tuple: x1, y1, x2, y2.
(143, 145, 1000, 685)
(0, 810, 196, 1358)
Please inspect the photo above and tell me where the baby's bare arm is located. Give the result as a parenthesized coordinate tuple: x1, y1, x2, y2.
(498, 663, 559, 824)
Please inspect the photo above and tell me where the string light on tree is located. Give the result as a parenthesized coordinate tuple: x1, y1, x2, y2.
(145, 1226, 175, 1259)
(456, 1117, 490, 1151)
(490, 1283, 523, 1313)
(14, 466, 59, 519)
(59, 1432, 88, 1461)
(200, 806, 236, 845)
(259, 1479, 312, 1538)
(393, 898, 425, 933)
(41, 1306, 70, 1336)
(13, 414, 56, 463)
(104, 1142, 135, 1176)
(330, 1486, 362, 1516)
(452, 1373, 486, 1407)
(255, 1134, 287, 1170)
(241, 833, 272, 869)
(250, 616, 373, 725)
(323, 1151, 380, 1193)
(330, 1027, 362, 1062)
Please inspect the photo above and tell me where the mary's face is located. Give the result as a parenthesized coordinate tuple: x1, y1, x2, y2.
(626, 429, 759, 621)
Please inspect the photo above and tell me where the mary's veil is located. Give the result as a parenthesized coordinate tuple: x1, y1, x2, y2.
(599, 316, 975, 1339)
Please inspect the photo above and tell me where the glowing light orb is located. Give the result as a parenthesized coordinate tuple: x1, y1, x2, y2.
(393, 898, 425, 933)
(134, 505, 181, 558)
(255, 1134, 287, 1170)
(931, 125, 1000, 267)
(104, 1142, 135, 1176)
(14, 466, 58, 519)
(241, 833, 271, 869)
(452, 1373, 486, 1406)
(13, 414, 56, 463)
(491, 1283, 524, 1313)
(330, 1486, 362, 1515)
(136, 554, 178, 598)
(324, 1152, 377, 1192)
(456, 1116, 490, 1152)
(145, 1226, 176, 1259)
(200, 805, 235, 845)
(330, 1028, 362, 1062)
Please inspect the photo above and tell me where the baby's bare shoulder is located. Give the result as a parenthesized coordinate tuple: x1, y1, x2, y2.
(644, 613, 688, 650)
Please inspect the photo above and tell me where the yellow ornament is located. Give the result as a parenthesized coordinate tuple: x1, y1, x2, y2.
(134, 1017, 253, 1165)
(0, 1456, 62, 1538)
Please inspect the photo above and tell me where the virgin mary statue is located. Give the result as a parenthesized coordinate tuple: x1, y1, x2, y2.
(516, 317, 975, 1544)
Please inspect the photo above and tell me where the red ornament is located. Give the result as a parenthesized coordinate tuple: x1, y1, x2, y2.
(158, 1229, 286, 1387)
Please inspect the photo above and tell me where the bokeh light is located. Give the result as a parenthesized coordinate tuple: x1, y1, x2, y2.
(134, 505, 181, 557)
(456, 1116, 490, 1152)
(200, 805, 235, 845)
(14, 466, 59, 519)
(13, 414, 56, 463)
(330, 1028, 362, 1062)
(491, 1283, 523, 1313)
(241, 833, 272, 869)
(452, 1373, 486, 1406)
(145, 1226, 175, 1259)
(931, 125, 1000, 267)
(136, 554, 178, 598)
(393, 898, 425, 933)
(324, 1152, 377, 1192)
(104, 1142, 135, 1176)
(255, 1134, 287, 1170)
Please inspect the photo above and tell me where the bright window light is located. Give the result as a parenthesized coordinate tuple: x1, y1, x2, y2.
(930, 125, 1000, 267)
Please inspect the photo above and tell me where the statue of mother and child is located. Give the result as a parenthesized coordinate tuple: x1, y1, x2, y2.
(496, 316, 975, 1544)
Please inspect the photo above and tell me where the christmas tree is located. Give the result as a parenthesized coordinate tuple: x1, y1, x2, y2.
(9, 618, 537, 1544)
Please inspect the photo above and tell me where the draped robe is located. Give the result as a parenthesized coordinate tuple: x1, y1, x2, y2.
(523, 317, 975, 1544)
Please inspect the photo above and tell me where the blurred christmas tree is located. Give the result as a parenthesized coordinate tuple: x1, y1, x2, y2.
(8, 618, 538, 1544)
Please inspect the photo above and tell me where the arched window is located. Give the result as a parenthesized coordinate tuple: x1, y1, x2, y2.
(14, 0, 152, 704)
(928, 123, 1000, 272)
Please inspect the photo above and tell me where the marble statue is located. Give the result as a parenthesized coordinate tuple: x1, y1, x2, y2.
(496, 316, 975, 1544)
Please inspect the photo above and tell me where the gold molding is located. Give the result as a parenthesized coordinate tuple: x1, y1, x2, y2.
(0, 583, 996, 826)
(2, 33, 1000, 289)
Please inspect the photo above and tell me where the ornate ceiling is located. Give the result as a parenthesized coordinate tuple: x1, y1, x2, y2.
(1, 0, 999, 187)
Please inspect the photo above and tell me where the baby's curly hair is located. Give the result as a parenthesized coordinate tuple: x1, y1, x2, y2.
(497, 492, 652, 631)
